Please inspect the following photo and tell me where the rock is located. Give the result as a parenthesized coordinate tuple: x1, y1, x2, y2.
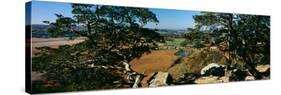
(256, 64, 270, 73)
(245, 76, 255, 81)
(194, 76, 221, 84)
(256, 64, 270, 77)
(149, 72, 173, 87)
(200, 63, 226, 76)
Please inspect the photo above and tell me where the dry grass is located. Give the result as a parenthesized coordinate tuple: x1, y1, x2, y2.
(32, 38, 66, 43)
(129, 47, 227, 84)
(130, 50, 178, 74)
(183, 47, 227, 73)
(129, 50, 178, 86)
(168, 62, 189, 80)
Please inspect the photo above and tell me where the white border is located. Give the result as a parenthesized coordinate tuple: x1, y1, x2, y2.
(0, 0, 280, 95)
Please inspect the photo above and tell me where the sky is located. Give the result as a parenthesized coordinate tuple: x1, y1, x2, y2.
(30, 1, 200, 30)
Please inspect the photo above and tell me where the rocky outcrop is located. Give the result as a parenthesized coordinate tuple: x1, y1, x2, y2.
(149, 72, 173, 87)
(200, 63, 226, 76)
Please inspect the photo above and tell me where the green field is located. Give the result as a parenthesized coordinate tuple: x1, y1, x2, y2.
(165, 38, 186, 47)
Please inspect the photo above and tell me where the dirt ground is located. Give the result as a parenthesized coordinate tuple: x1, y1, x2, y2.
(130, 50, 178, 73)
(31, 38, 85, 56)
(129, 50, 179, 86)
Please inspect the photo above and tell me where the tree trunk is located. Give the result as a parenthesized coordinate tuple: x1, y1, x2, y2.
(245, 63, 263, 80)
(132, 74, 144, 88)
(243, 55, 263, 80)
(121, 61, 145, 88)
(121, 61, 132, 72)
(88, 36, 97, 48)
(225, 14, 234, 67)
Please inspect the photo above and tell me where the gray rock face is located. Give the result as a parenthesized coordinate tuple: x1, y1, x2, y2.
(149, 72, 173, 87)
(201, 63, 226, 76)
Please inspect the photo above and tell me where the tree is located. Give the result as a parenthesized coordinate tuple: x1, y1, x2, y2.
(193, 12, 236, 60)
(192, 12, 270, 79)
(44, 4, 162, 63)
(34, 4, 164, 92)
(234, 15, 270, 79)
(185, 25, 214, 48)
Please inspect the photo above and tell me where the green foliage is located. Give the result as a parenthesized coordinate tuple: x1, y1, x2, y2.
(192, 12, 270, 79)
(165, 38, 185, 47)
(31, 80, 62, 93)
(33, 3, 164, 93)
(183, 31, 213, 48)
(180, 39, 191, 47)
(45, 4, 163, 61)
(235, 15, 270, 65)
(32, 43, 127, 93)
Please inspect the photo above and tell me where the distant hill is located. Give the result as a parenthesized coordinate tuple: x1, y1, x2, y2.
(30, 24, 188, 38)
(31, 24, 50, 38)
(157, 29, 186, 33)
(31, 24, 77, 38)
(32, 24, 49, 32)
(156, 29, 188, 38)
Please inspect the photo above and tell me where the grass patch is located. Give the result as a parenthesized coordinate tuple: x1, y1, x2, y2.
(165, 38, 186, 47)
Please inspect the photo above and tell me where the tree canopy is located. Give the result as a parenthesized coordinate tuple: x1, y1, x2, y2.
(33, 4, 163, 93)
(44, 4, 163, 62)
(188, 12, 270, 79)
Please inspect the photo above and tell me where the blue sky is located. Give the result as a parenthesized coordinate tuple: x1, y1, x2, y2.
(30, 1, 200, 30)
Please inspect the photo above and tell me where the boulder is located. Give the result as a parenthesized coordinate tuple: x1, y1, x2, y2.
(201, 63, 226, 76)
(256, 64, 270, 76)
(149, 72, 173, 87)
(245, 76, 255, 81)
(256, 64, 270, 73)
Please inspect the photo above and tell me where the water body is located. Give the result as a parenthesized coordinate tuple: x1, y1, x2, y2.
(178, 49, 188, 57)
(170, 49, 188, 67)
